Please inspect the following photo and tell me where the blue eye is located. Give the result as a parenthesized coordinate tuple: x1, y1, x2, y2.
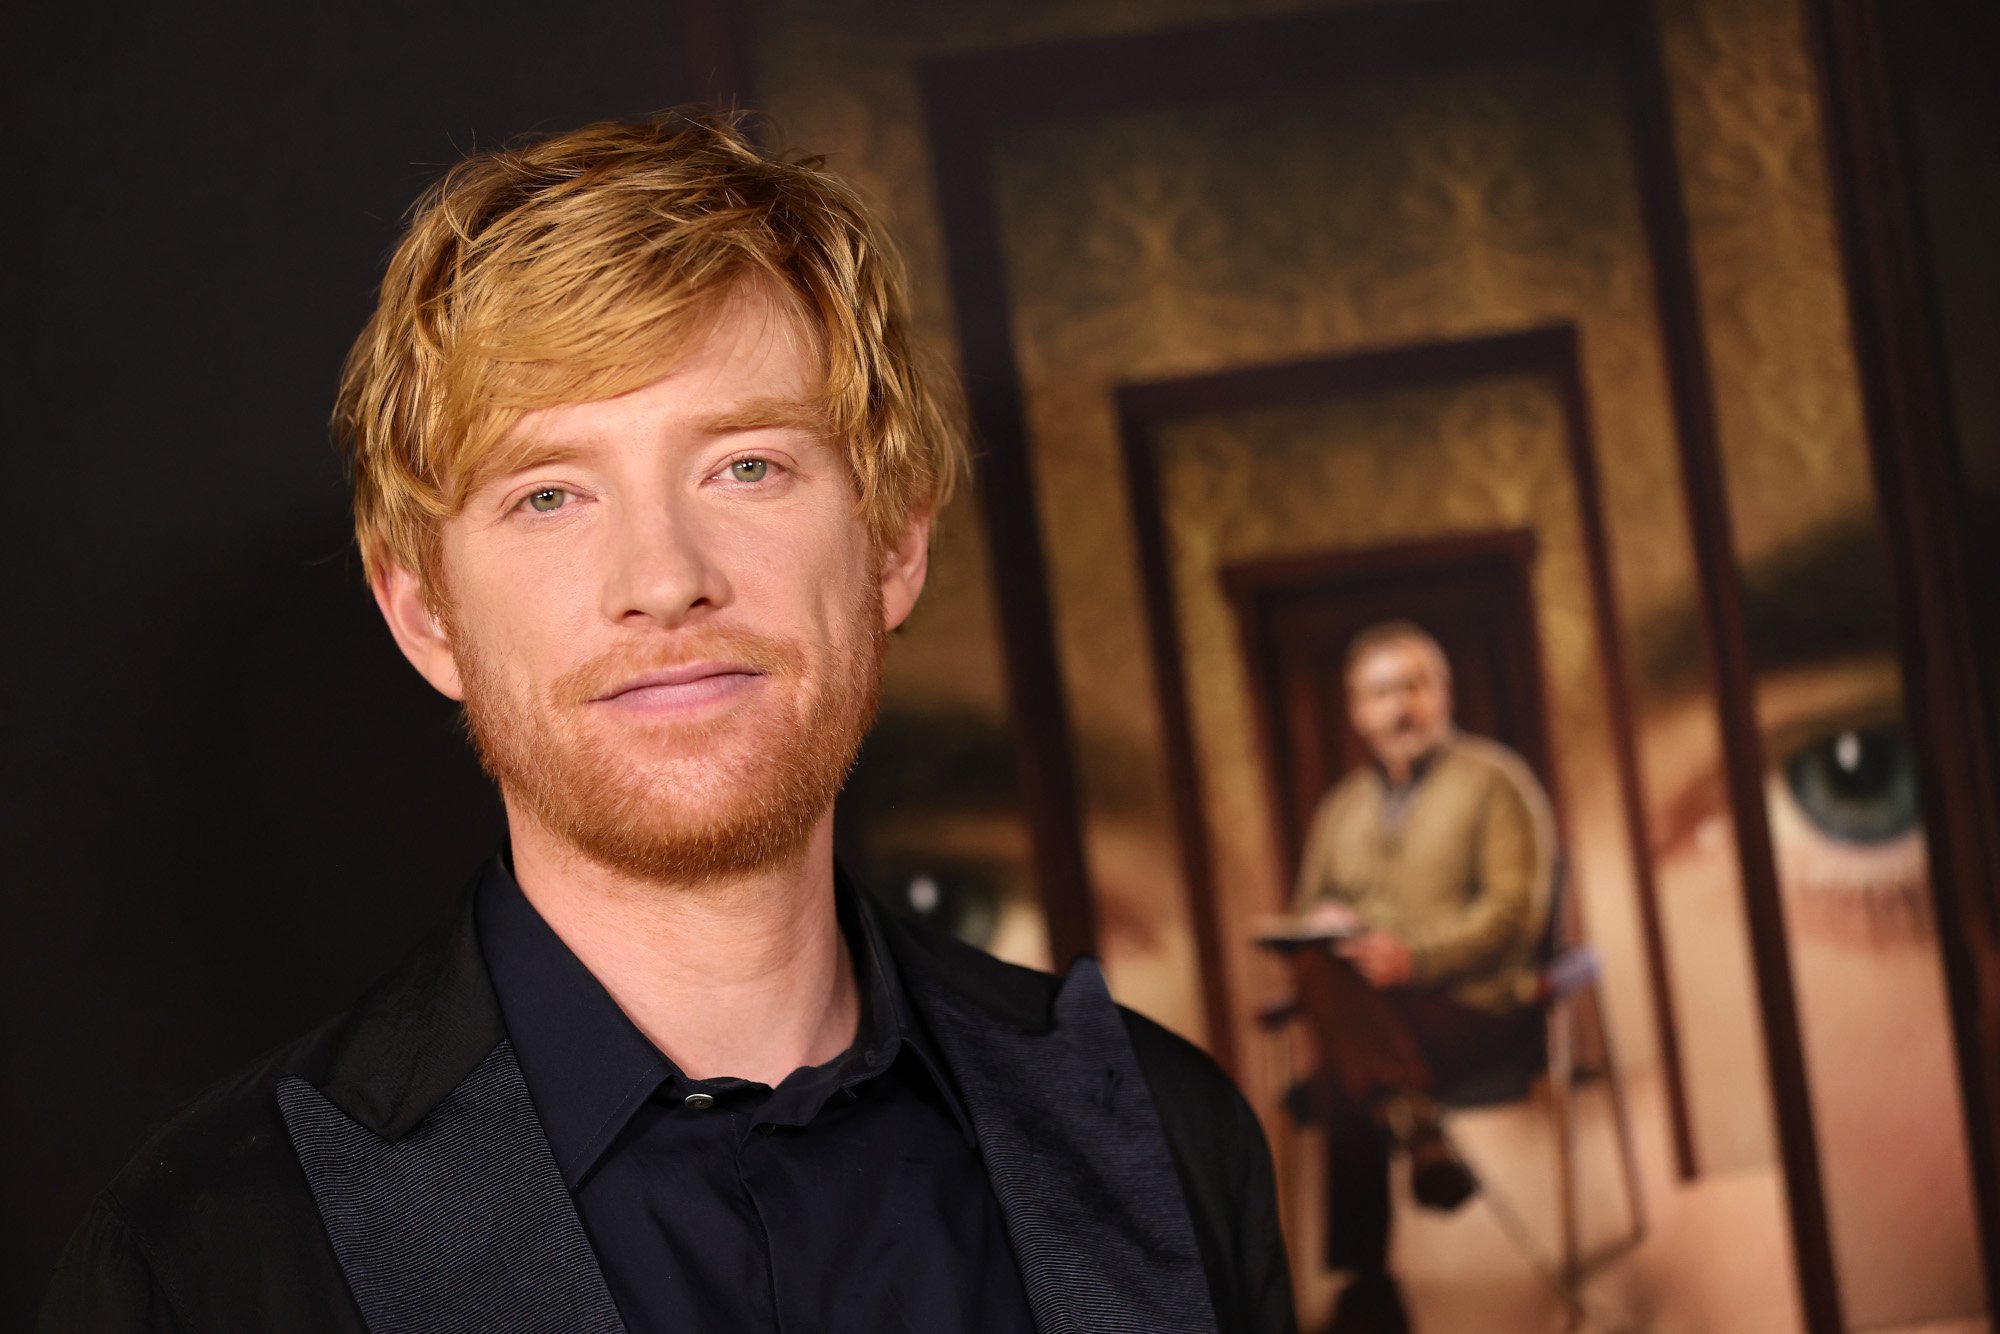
(525, 488, 568, 513)
(1782, 725, 1919, 844)
(730, 458, 769, 483)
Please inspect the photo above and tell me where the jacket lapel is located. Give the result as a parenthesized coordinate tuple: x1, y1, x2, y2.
(277, 880, 625, 1334)
(905, 950, 1218, 1334)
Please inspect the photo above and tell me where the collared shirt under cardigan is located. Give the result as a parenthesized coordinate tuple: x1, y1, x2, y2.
(477, 859, 1037, 1334)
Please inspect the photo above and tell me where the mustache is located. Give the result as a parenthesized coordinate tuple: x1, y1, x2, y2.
(550, 627, 804, 709)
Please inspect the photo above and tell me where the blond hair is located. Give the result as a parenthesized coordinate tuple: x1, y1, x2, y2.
(334, 110, 966, 586)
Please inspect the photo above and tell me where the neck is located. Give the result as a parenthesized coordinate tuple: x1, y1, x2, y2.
(504, 810, 858, 1086)
(1379, 731, 1450, 787)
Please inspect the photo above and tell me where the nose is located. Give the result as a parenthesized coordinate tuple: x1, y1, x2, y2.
(600, 492, 730, 629)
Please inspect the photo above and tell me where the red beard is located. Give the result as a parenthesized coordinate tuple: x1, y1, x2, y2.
(454, 587, 883, 886)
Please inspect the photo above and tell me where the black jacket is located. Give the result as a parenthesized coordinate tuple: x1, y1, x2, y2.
(40, 878, 1297, 1333)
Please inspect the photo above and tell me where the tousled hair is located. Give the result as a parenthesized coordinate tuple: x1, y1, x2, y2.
(334, 109, 966, 587)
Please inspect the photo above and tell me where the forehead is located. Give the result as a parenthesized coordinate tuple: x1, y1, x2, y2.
(1350, 639, 1444, 688)
(488, 294, 824, 472)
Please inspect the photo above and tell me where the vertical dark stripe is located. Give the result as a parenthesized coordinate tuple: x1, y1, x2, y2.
(1117, 402, 1239, 1069)
(1800, 0, 2000, 1306)
(1614, 1, 1841, 1324)
(1550, 329, 1699, 1181)
(918, 94, 1101, 972)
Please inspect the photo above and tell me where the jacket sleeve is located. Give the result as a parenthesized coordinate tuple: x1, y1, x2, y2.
(1403, 768, 1551, 987)
(38, 1197, 186, 1334)
(1126, 1012, 1299, 1334)
(1218, 1079, 1299, 1334)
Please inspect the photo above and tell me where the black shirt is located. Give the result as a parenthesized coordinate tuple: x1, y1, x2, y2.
(474, 860, 1036, 1334)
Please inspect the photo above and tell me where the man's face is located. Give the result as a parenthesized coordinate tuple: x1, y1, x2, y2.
(375, 287, 929, 883)
(1346, 638, 1453, 773)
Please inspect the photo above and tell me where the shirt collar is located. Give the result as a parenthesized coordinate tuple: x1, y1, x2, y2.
(474, 854, 974, 1190)
(1372, 732, 1451, 792)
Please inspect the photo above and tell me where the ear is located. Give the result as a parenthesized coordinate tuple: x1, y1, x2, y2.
(371, 561, 466, 701)
(879, 510, 932, 634)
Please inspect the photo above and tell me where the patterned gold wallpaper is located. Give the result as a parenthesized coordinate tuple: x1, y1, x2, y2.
(1661, 0, 1880, 565)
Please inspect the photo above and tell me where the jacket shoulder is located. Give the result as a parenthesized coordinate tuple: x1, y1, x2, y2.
(101, 1018, 340, 1236)
(1319, 764, 1378, 809)
(45, 874, 504, 1333)
(1448, 733, 1541, 790)
(1121, 1002, 1296, 1334)
(879, 908, 1063, 1027)
(1119, 1006, 1247, 1124)
(44, 1017, 361, 1332)
(885, 910, 1249, 1127)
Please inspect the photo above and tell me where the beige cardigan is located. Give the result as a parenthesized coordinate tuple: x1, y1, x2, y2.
(1291, 732, 1556, 1013)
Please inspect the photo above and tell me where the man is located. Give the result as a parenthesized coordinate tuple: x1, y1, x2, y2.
(40, 112, 1293, 1333)
(1290, 621, 1554, 1330)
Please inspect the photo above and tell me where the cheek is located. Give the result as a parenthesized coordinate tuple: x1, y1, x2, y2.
(791, 529, 880, 642)
(446, 559, 601, 694)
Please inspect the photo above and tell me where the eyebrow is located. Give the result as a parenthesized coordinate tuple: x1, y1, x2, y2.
(1634, 516, 1899, 697)
(466, 440, 589, 493)
(696, 395, 830, 438)
(468, 395, 832, 494)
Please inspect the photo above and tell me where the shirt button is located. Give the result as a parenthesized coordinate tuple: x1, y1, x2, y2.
(683, 1093, 716, 1110)
(754, 1123, 777, 1136)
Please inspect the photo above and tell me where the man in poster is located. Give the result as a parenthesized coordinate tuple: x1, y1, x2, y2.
(1292, 620, 1556, 1330)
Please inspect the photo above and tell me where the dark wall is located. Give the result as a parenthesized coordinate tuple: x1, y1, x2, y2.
(2, 2, 684, 1317)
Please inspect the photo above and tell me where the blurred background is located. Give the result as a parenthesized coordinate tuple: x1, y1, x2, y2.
(5, 0, 1996, 1329)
